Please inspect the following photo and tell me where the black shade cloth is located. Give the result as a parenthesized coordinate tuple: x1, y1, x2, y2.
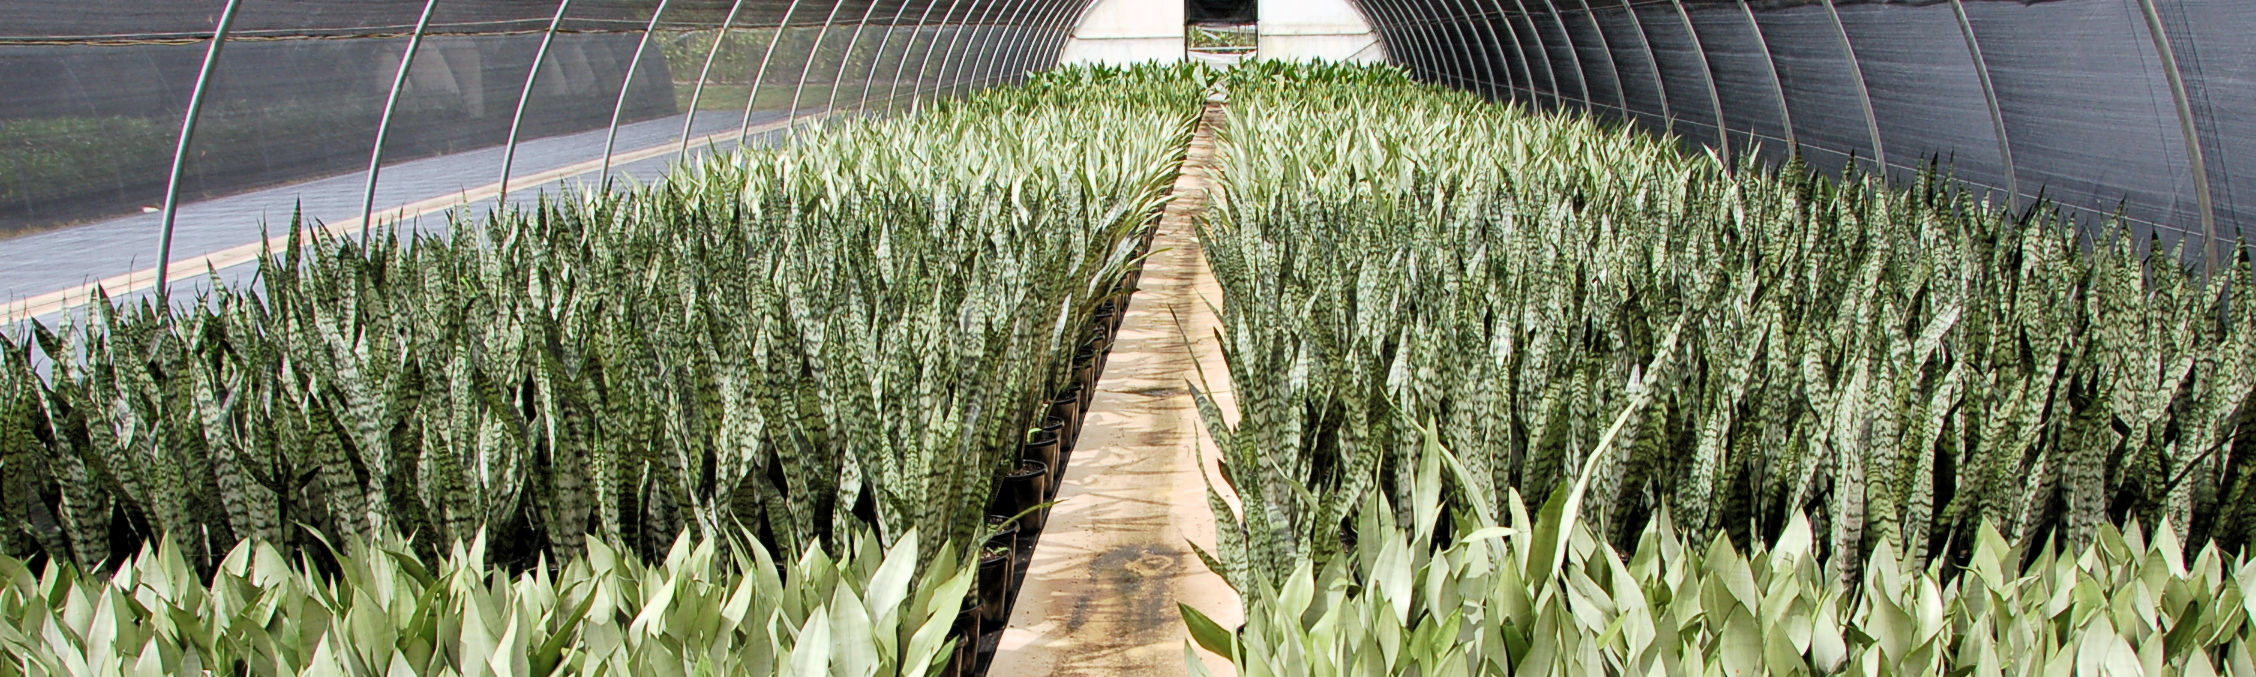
(1363, 0, 2254, 265)
(1188, 0, 1256, 25)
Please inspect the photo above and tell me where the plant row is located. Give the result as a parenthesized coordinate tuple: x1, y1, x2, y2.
(0, 65, 1206, 575)
(1187, 62, 2255, 672)
(1186, 441, 2256, 675)
(1, 528, 971, 676)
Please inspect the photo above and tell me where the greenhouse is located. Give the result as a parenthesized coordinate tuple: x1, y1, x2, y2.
(1, 0, 2252, 674)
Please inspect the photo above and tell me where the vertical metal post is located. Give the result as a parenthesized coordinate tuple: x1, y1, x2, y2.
(738, 0, 809, 149)
(155, 0, 246, 310)
(361, 0, 443, 240)
(1818, 0, 1886, 174)
(496, 0, 579, 219)
(1666, 0, 1729, 168)
(1738, 0, 1796, 150)
(677, 0, 751, 158)
(600, 0, 676, 180)
(2133, 0, 2219, 274)
(1947, 0, 2015, 211)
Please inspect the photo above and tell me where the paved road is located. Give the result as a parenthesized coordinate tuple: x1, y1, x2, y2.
(0, 108, 815, 317)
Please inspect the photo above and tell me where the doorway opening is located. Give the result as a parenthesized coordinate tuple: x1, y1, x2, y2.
(1186, 0, 1256, 65)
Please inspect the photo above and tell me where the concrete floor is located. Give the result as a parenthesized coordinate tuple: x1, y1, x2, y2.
(990, 102, 1242, 676)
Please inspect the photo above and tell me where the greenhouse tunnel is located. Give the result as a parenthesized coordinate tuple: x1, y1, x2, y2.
(1349, 0, 2254, 271)
(5, 0, 2256, 673)
(5, 0, 2250, 321)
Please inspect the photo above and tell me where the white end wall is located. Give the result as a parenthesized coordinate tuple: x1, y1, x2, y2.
(1059, 0, 1185, 65)
(1258, 0, 1383, 62)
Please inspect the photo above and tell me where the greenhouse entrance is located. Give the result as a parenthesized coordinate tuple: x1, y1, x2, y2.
(1187, 0, 1257, 65)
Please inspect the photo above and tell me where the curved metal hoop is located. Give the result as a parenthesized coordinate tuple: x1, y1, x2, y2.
(1666, 0, 1730, 168)
(360, 0, 443, 240)
(495, 0, 579, 217)
(600, 0, 677, 180)
(821, 0, 893, 117)
(2133, 0, 2219, 273)
(1817, 0, 1886, 174)
(676, 0, 751, 158)
(739, 0, 809, 149)
(1947, 0, 2015, 211)
(784, 0, 852, 132)
(1736, 0, 1795, 150)
(155, 0, 247, 308)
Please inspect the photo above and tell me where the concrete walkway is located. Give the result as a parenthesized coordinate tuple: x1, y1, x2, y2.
(990, 102, 1241, 676)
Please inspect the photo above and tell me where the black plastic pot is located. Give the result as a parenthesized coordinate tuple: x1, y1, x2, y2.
(1023, 429, 1062, 485)
(1040, 415, 1070, 456)
(977, 543, 1015, 625)
(994, 459, 1052, 533)
(940, 606, 980, 677)
(1072, 347, 1099, 394)
(1050, 387, 1083, 446)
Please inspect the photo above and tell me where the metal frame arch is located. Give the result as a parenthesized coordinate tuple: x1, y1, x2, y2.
(1615, 0, 1673, 136)
(952, 0, 1028, 97)
(1735, 0, 1795, 151)
(1014, 0, 1074, 76)
(1506, 0, 1564, 109)
(823, 0, 896, 119)
(1946, 0, 2015, 211)
(1441, 0, 1509, 99)
(1476, 0, 1526, 99)
(1488, 1, 1541, 103)
(154, 0, 247, 307)
(495, 0, 579, 212)
(997, 0, 1077, 86)
(1028, 0, 1091, 73)
(1424, 0, 1488, 93)
(1348, 0, 1408, 70)
(360, 0, 444, 240)
(1532, 0, 1596, 108)
(784, 0, 853, 128)
(739, 0, 810, 148)
(1360, 1, 1424, 80)
(1564, 0, 1629, 112)
(1665, 0, 1730, 168)
(1006, 0, 1073, 84)
(1817, 0, 1886, 174)
(676, 0, 752, 157)
(904, 0, 975, 113)
(599, 0, 677, 180)
(932, 0, 1008, 99)
(1394, 0, 1457, 87)
(1373, 0, 1439, 84)
(2133, 0, 2220, 273)
(874, 0, 950, 116)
